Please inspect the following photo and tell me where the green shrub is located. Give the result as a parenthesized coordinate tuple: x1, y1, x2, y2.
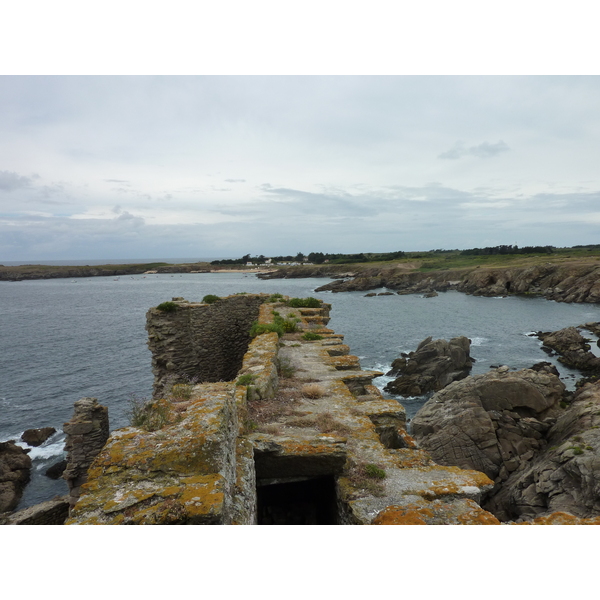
(249, 321, 284, 338)
(266, 293, 284, 303)
(202, 294, 220, 304)
(156, 301, 178, 312)
(302, 332, 323, 341)
(236, 373, 256, 386)
(270, 311, 298, 333)
(287, 297, 321, 308)
(280, 319, 298, 333)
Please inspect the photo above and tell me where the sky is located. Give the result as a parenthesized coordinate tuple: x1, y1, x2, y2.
(2, 75, 600, 261)
(1, 5, 600, 262)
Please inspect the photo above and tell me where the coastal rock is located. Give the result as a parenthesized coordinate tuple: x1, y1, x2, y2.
(21, 427, 56, 447)
(384, 336, 473, 396)
(411, 368, 565, 482)
(537, 326, 600, 372)
(309, 262, 600, 304)
(45, 459, 67, 480)
(2, 496, 70, 525)
(484, 381, 600, 521)
(529, 362, 560, 377)
(0, 441, 32, 513)
(63, 397, 110, 509)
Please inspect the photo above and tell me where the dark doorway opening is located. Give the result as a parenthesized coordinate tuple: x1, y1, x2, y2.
(257, 476, 338, 524)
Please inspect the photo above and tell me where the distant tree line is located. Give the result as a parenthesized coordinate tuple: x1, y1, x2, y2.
(210, 250, 406, 265)
(460, 245, 554, 256)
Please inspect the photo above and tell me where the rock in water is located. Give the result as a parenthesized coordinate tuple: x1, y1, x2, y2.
(384, 336, 473, 396)
(537, 326, 600, 372)
(21, 427, 56, 447)
(45, 459, 67, 480)
(0, 441, 32, 513)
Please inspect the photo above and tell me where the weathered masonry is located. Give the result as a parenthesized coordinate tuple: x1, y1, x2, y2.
(66, 294, 502, 525)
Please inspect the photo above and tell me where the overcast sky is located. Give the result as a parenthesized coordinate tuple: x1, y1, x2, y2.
(2, 75, 600, 261)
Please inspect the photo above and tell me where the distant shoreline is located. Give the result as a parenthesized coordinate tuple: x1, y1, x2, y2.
(0, 262, 281, 282)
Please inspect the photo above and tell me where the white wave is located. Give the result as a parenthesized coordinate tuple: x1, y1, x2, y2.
(13, 431, 66, 464)
(469, 337, 489, 347)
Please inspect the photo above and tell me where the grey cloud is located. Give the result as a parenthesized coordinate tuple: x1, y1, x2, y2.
(104, 179, 130, 184)
(0, 170, 33, 191)
(116, 211, 144, 224)
(224, 179, 246, 183)
(438, 140, 510, 160)
(262, 186, 377, 217)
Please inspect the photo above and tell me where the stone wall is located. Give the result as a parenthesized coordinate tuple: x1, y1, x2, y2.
(146, 295, 266, 396)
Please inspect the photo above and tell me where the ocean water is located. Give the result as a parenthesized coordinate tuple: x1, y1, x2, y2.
(1, 272, 599, 510)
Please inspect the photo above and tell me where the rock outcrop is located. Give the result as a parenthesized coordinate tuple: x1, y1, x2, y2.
(484, 381, 600, 520)
(313, 262, 600, 304)
(411, 367, 565, 484)
(21, 427, 56, 447)
(0, 496, 70, 525)
(412, 367, 600, 521)
(62, 398, 110, 510)
(0, 441, 32, 513)
(384, 336, 473, 396)
(537, 325, 600, 373)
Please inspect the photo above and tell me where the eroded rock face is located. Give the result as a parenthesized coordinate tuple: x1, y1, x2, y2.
(63, 398, 109, 510)
(0, 441, 32, 513)
(484, 381, 600, 521)
(384, 336, 473, 396)
(411, 367, 565, 483)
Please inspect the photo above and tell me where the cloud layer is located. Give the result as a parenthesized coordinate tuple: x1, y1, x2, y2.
(2, 76, 600, 260)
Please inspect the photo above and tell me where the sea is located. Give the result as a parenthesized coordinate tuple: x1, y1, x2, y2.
(2, 260, 600, 510)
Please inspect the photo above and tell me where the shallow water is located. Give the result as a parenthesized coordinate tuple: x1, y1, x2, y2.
(1, 273, 598, 509)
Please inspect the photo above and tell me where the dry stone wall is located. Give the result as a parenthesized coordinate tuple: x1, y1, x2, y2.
(146, 295, 266, 396)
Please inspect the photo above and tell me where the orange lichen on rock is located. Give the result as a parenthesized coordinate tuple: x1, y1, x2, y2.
(372, 505, 433, 525)
(372, 498, 499, 525)
(516, 512, 600, 525)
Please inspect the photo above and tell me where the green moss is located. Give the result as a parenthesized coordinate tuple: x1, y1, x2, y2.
(236, 374, 256, 386)
(364, 464, 387, 479)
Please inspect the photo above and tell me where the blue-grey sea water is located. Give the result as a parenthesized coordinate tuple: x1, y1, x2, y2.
(2, 271, 599, 509)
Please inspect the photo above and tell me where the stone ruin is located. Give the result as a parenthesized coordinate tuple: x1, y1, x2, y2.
(29, 295, 600, 525)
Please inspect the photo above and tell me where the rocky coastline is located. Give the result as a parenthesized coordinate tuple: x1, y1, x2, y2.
(260, 261, 600, 304)
(4, 294, 600, 524)
(404, 324, 600, 522)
